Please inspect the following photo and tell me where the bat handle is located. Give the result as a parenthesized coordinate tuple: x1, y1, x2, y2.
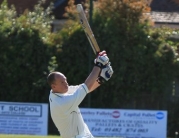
(96, 52, 100, 57)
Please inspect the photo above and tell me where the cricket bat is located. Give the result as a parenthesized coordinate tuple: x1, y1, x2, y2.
(76, 4, 100, 55)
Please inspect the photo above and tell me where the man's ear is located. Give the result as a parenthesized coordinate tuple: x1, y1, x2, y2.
(51, 84, 56, 89)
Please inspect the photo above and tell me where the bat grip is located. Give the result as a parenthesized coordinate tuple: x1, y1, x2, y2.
(96, 52, 100, 57)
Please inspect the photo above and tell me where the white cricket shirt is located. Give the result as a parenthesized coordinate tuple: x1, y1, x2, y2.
(49, 83, 94, 138)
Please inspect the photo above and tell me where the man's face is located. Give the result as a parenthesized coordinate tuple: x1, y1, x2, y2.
(51, 73, 69, 93)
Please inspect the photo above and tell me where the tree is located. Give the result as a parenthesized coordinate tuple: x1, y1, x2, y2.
(0, 0, 60, 102)
(57, 0, 177, 108)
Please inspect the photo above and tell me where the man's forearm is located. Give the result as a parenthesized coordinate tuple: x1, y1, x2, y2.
(88, 81, 100, 92)
(84, 66, 101, 91)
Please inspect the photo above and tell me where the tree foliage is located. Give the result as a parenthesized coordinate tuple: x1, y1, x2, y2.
(58, 1, 179, 136)
(58, 0, 179, 109)
(0, 0, 60, 102)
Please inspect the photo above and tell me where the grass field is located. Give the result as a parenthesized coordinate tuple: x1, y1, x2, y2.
(0, 135, 61, 138)
(0, 135, 172, 138)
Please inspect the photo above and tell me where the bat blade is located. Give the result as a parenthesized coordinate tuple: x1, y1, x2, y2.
(76, 4, 100, 55)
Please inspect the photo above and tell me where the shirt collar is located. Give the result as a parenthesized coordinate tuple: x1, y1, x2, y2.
(50, 90, 65, 97)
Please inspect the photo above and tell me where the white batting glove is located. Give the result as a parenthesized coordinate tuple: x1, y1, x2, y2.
(97, 63, 114, 84)
(94, 50, 109, 68)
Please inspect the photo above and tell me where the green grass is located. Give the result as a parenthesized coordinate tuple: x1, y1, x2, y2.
(0, 135, 171, 138)
(0, 135, 61, 138)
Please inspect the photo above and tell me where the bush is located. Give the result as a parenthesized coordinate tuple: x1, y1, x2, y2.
(0, 0, 60, 102)
(58, 0, 177, 108)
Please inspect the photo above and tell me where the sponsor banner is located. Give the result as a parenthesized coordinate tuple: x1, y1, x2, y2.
(81, 108, 167, 138)
(0, 102, 48, 135)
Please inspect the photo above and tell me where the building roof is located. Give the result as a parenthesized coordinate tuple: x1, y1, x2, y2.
(150, 11, 179, 23)
(146, 0, 179, 24)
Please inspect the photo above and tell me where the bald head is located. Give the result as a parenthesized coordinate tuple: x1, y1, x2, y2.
(47, 72, 68, 93)
(47, 72, 64, 86)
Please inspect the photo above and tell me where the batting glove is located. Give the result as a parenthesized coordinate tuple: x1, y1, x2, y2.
(97, 63, 114, 84)
(94, 50, 109, 68)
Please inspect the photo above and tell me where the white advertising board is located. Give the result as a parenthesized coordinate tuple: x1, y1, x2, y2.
(81, 108, 167, 138)
(0, 102, 48, 135)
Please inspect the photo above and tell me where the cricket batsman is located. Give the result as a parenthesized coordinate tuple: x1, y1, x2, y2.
(47, 51, 113, 138)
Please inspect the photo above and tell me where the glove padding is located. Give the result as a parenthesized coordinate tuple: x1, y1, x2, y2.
(94, 50, 109, 68)
(97, 63, 114, 84)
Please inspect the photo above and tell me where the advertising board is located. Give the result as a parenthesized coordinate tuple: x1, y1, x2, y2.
(0, 102, 48, 135)
(81, 108, 167, 138)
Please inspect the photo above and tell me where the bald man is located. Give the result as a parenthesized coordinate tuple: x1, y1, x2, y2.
(47, 51, 113, 138)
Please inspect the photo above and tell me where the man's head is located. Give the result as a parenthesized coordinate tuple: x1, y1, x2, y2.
(47, 72, 69, 93)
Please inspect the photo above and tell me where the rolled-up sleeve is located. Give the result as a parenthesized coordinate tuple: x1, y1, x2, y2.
(81, 83, 89, 94)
